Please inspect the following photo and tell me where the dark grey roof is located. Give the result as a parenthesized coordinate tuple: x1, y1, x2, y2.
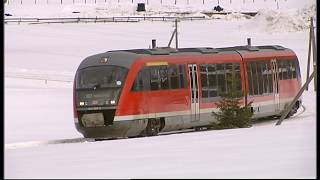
(77, 45, 290, 70)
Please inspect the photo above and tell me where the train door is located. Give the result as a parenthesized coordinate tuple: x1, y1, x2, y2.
(271, 59, 281, 112)
(188, 64, 200, 121)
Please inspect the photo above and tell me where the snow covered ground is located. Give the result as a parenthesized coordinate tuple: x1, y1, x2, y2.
(4, 0, 316, 178)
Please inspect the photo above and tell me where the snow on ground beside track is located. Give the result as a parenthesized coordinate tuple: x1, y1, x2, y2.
(5, 90, 316, 178)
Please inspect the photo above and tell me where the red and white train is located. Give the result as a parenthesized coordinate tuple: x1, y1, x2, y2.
(73, 45, 302, 138)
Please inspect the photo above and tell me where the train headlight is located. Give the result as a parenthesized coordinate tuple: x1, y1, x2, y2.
(110, 100, 116, 104)
(79, 102, 85, 106)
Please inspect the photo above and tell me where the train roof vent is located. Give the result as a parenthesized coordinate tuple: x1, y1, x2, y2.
(198, 47, 219, 54)
(271, 45, 286, 50)
(246, 45, 259, 51)
(147, 47, 178, 55)
(178, 47, 219, 54)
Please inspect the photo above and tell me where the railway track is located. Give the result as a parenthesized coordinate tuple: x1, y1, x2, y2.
(5, 105, 307, 150)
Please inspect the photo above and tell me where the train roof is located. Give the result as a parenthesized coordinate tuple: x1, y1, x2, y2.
(77, 45, 295, 70)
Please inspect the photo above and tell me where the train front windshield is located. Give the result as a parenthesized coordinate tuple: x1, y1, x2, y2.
(75, 66, 128, 107)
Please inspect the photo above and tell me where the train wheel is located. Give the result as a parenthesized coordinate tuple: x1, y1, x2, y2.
(141, 118, 161, 136)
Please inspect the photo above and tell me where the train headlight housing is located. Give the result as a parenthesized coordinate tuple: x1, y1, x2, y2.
(110, 100, 116, 104)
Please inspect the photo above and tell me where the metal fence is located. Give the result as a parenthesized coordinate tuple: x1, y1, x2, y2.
(5, 0, 280, 5)
(4, 15, 207, 24)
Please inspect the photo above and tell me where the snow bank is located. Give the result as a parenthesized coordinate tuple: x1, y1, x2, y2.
(244, 3, 316, 33)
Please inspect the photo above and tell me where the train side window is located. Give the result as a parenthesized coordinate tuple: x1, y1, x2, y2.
(225, 63, 233, 93)
(200, 65, 208, 88)
(251, 62, 259, 95)
(291, 60, 297, 79)
(233, 63, 241, 91)
(261, 61, 271, 94)
(287, 60, 294, 79)
(168, 65, 179, 89)
(246, 63, 254, 96)
(216, 64, 226, 95)
(178, 65, 187, 88)
(200, 64, 220, 102)
(257, 62, 264, 95)
(159, 66, 169, 89)
(208, 64, 218, 99)
(200, 64, 209, 99)
(281, 61, 288, 80)
(150, 67, 160, 90)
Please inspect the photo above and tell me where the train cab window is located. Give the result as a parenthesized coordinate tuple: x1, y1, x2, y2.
(132, 67, 150, 91)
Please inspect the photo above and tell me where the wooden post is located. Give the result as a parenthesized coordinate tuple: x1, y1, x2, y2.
(276, 70, 316, 125)
(152, 39, 156, 48)
(247, 38, 251, 46)
(167, 29, 176, 47)
(175, 19, 178, 49)
(306, 18, 312, 91)
(306, 17, 317, 91)
(310, 17, 317, 91)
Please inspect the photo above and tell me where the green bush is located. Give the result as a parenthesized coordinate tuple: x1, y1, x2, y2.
(211, 74, 253, 129)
